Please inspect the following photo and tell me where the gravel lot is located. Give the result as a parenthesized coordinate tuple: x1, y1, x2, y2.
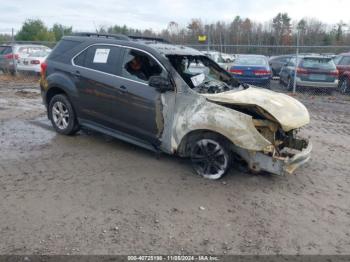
(0, 76, 350, 255)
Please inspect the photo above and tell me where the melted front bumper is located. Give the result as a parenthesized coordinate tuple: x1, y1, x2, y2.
(233, 138, 312, 176)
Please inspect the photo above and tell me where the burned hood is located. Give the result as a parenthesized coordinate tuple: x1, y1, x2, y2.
(203, 87, 310, 131)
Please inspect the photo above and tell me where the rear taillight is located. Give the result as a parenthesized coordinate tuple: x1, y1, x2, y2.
(230, 69, 244, 75)
(253, 70, 271, 76)
(4, 53, 19, 60)
(40, 62, 47, 78)
(329, 70, 339, 77)
(296, 67, 309, 75)
(31, 60, 40, 65)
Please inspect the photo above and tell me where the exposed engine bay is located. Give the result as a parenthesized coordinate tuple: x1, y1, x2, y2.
(167, 55, 243, 94)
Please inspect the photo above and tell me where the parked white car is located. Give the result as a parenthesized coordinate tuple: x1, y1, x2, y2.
(201, 51, 235, 70)
(17, 49, 51, 73)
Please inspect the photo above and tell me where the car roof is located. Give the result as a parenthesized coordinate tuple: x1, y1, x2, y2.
(65, 34, 202, 56)
(236, 54, 268, 59)
(141, 41, 202, 56)
(302, 55, 333, 59)
(269, 54, 293, 59)
(338, 52, 350, 56)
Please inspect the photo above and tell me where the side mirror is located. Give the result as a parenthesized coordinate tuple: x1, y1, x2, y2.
(149, 75, 174, 92)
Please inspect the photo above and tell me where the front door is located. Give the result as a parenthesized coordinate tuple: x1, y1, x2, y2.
(108, 47, 168, 145)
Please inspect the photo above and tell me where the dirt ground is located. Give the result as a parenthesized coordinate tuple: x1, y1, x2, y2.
(0, 75, 349, 255)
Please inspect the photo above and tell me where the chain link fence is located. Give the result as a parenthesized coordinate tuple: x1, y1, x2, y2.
(188, 44, 350, 96)
(1, 40, 350, 97)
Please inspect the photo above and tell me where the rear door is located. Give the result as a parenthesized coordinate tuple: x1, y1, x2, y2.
(273, 56, 291, 75)
(280, 57, 296, 81)
(72, 44, 123, 128)
(336, 56, 350, 77)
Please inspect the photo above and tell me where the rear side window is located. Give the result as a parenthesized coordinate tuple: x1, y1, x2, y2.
(339, 56, 350, 66)
(333, 55, 342, 65)
(74, 49, 87, 66)
(49, 40, 81, 60)
(301, 58, 336, 70)
(0, 46, 12, 55)
(272, 56, 290, 63)
(74, 45, 122, 76)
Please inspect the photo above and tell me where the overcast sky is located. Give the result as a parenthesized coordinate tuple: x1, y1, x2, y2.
(0, 0, 349, 34)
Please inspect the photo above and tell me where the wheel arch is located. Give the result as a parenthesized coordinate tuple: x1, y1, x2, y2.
(46, 86, 68, 107)
(45, 72, 78, 106)
(176, 129, 235, 157)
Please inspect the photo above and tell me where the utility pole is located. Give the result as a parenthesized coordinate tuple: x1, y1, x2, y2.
(207, 26, 210, 53)
(11, 28, 17, 76)
(293, 30, 300, 93)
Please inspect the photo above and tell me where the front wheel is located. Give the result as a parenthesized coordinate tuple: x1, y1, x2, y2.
(190, 134, 232, 180)
(48, 94, 80, 135)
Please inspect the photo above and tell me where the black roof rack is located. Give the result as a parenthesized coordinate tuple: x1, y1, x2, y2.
(73, 32, 130, 41)
(128, 35, 170, 43)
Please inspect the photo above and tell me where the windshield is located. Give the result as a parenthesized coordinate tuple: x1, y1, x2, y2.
(167, 55, 241, 94)
(300, 57, 336, 70)
(234, 56, 267, 66)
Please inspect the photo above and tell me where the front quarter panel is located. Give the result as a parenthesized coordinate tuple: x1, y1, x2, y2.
(170, 91, 271, 153)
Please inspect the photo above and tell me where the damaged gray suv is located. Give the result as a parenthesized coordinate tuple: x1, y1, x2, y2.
(40, 33, 312, 180)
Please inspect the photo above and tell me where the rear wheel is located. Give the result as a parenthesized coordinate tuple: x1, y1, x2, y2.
(190, 134, 232, 180)
(48, 94, 80, 135)
(339, 78, 349, 94)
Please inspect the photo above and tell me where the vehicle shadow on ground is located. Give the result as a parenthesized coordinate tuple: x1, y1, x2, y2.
(29, 116, 280, 186)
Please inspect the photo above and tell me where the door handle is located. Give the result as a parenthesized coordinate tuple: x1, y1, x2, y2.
(72, 70, 81, 77)
(119, 85, 127, 92)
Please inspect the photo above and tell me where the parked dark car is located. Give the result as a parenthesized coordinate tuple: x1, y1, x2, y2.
(40, 33, 311, 180)
(279, 55, 339, 92)
(334, 53, 350, 93)
(269, 55, 293, 76)
(229, 55, 272, 87)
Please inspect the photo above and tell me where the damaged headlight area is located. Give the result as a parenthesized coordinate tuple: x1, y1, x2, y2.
(239, 129, 311, 176)
(220, 103, 311, 175)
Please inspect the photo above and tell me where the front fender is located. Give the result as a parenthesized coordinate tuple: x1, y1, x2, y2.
(172, 97, 271, 152)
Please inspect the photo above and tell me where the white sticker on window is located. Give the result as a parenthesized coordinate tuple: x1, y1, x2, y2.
(93, 49, 110, 63)
(191, 73, 205, 87)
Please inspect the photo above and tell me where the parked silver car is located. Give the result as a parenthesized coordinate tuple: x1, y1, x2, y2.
(280, 55, 339, 91)
(17, 49, 51, 73)
(0, 44, 51, 74)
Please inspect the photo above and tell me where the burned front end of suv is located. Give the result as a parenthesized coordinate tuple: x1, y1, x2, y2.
(161, 52, 312, 176)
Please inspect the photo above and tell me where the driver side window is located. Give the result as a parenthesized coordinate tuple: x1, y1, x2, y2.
(121, 48, 165, 84)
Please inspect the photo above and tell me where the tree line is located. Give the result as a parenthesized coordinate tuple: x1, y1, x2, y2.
(1, 14, 349, 48)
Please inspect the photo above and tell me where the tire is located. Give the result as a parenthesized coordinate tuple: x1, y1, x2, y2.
(287, 77, 294, 91)
(339, 78, 349, 94)
(279, 77, 285, 87)
(189, 133, 232, 180)
(272, 69, 277, 77)
(48, 94, 80, 135)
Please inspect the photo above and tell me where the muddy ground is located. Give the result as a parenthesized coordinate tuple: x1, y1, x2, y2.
(0, 75, 349, 255)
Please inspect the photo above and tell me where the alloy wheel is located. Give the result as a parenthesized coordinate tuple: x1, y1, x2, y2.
(191, 139, 229, 180)
(52, 101, 70, 130)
